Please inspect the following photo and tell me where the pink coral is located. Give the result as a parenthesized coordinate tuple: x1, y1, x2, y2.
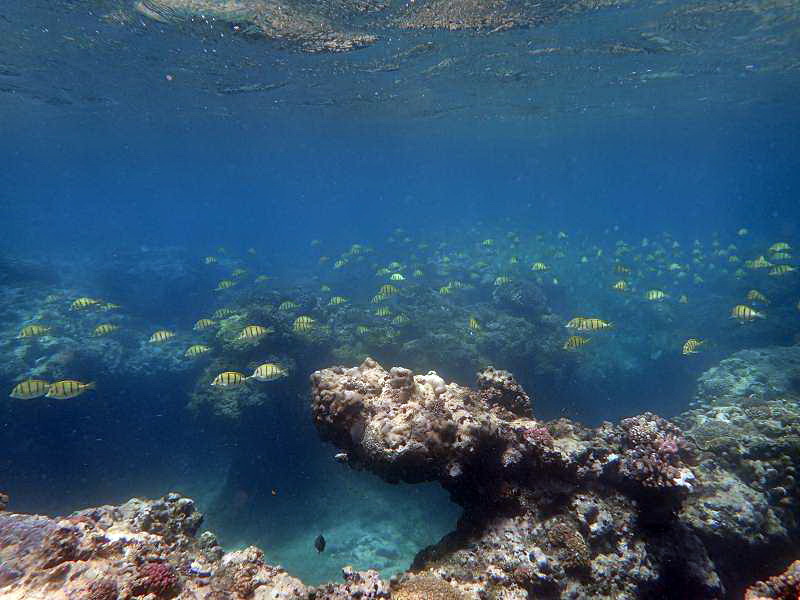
(138, 562, 179, 598)
(522, 425, 553, 447)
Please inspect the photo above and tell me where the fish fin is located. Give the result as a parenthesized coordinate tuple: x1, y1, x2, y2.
(84, 382, 96, 391)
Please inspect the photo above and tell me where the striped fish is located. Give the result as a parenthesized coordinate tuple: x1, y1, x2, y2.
(746, 290, 769, 304)
(236, 325, 272, 341)
(18, 324, 51, 338)
(10, 379, 50, 399)
(92, 324, 118, 336)
(193, 318, 216, 331)
(563, 336, 590, 350)
(185, 344, 211, 358)
(769, 265, 795, 276)
(211, 371, 247, 387)
(247, 363, 287, 382)
(214, 279, 236, 291)
(730, 305, 765, 321)
(293, 316, 315, 332)
(71, 297, 100, 310)
(46, 380, 95, 399)
(576, 318, 613, 331)
(682, 339, 703, 355)
(149, 330, 175, 343)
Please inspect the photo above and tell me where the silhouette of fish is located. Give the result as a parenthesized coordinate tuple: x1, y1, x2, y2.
(314, 534, 326, 553)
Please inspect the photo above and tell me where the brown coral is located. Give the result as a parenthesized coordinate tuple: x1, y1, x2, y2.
(83, 578, 118, 600)
(745, 559, 800, 600)
(546, 519, 591, 571)
(392, 575, 465, 600)
(476, 365, 532, 417)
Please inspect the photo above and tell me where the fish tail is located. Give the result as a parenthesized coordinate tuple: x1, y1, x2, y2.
(84, 382, 96, 391)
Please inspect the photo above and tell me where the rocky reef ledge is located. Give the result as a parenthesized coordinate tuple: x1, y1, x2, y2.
(1, 352, 798, 599)
(310, 357, 799, 599)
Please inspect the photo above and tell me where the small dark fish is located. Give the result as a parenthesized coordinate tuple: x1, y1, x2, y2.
(314, 534, 326, 553)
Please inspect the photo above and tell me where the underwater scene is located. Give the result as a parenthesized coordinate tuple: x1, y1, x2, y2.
(1, 0, 800, 599)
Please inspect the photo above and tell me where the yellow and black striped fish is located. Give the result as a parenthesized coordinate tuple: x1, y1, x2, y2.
(236, 325, 272, 341)
(149, 330, 175, 343)
(374, 307, 391, 317)
(468, 317, 481, 331)
(185, 344, 211, 358)
(46, 380, 95, 399)
(194, 318, 216, 331)
(682, 339, 703, 355)
(328, 296, 348, 306)
(531, 262, 549, 272)
(565, 317, 588, 329)
(92, 324, 118, 337)
(392, 314, 410, 326)
(10, 379, 50, 399)
(614, 264, 631, 275)
(730, 305, 765, 321)
(213, 308, 236, 319)
(744, 256, 772, 269)
(247, 363, 287, 382)
(746, 290, 769, 304)
(645, 289, 667, 301)
(611, 280, 628, 292)
(18, 324, 51, 338)
(71, 297, 100, 311)
(210, 371, 246, 387)
(769, 265, 795, 276)
(567, 317, 612, 331)
(279, 301, 298, 311)
(379, 284, 399, 297)
(769, 242, 791, 253)
(563, 336, 590, 350)
(214, 279, 236, 291)
(293, 316, 315, 332)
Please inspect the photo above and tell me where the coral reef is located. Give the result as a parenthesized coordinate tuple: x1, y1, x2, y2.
(693, 346, 800, 406)
(311, 357, 799, 598)
(3, 351, 800, 598)
(745, 560, 800, 600)
(0, 492, 309, 600)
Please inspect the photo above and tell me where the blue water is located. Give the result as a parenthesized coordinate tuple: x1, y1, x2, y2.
(1, 0, 799, 586)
